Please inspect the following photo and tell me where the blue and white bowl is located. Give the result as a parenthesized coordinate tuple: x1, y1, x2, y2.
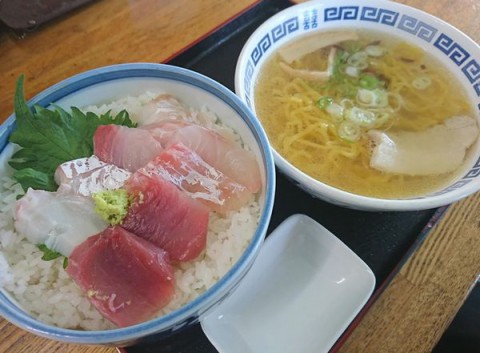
(235, 0, 480, 211)
(0, 63, 275, 345)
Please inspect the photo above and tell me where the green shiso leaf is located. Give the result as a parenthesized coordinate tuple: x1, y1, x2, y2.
(8, 75, 136, 192)
(37, 244, 63, 261)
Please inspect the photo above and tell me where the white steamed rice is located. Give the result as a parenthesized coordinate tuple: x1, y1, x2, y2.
(0, 92, 260, 330)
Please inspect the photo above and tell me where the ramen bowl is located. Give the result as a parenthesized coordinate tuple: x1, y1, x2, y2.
(235, 0, 480, 211)
(0, 63, 275, 345)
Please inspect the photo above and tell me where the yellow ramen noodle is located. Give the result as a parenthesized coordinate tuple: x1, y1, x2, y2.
(255, 30, 476, 198)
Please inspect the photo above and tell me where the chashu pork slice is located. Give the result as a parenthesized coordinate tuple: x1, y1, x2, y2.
(66, 226, 175, 327)
(368, 115, 479, 176)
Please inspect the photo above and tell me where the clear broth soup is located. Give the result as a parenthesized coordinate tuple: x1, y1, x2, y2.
(255, 30, 478, 198)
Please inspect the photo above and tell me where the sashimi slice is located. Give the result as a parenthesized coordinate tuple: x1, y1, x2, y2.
(14, 189, 107, 256)
(143, 142, 252, 214)
(122, 170, 209, 262)
(55, 156, 131, 196)
(143, 120, 262, 193)
(137, 94, 194, 125)
(66, 226, 175, 327)
(141, 120, 191, 147)
(93, 125, 163, 172)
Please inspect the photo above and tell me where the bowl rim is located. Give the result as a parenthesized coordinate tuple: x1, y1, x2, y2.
(0, 63, 276, 343)
(234, 0, 480, 211)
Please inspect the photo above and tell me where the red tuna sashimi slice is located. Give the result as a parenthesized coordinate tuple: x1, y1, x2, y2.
(66, 226, 175, 327)
(93, 125, 163, 172)
(142, 120, 261, 193)
(122, 170, 209, 262)
(143, 142, 252, 214)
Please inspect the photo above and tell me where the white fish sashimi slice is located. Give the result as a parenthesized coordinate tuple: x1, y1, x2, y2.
(55, 156, 131, 196)
(141, 120, 191, 147)
(14, 189, 108, 257)
(169, 125, 262, 193)
(94, 125, 164, 172)
(368, 116, 479, 176)
(143, 142, 253, 214)
(138, 94, 194, 125)
(143, 121, 261, 193)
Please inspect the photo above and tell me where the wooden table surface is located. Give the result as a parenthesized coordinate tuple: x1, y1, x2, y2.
(0, 0, 479, 352)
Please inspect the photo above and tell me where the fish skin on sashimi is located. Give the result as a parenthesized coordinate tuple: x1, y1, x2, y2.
(143, 142, 252, 214)
(66, 226, 175, 327)
(93, 125, 163, 172)
(122, 170, 209, 262)
(54, 156, 131, 196)
(142, 120, 262, 193)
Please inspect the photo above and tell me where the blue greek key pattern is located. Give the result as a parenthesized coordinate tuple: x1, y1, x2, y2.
(324, 6, 359, 21)
(397, 14, 437, 42)
(245, 94, 252, 108)
(434, 33, 470, 66)
(272, 17, 299, 43)
(464, 158, 480, 178)
(244, 60, 255, 107)
(251, 34, 272, 66)
(461, 59, 480, 83)
(432, 179, 472, 196)
(474, 82, 480, 97)
(243, 5, 480, 148)
(360, 7, 398, 26)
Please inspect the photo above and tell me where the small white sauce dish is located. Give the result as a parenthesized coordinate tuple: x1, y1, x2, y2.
(201, 214, 375, 353)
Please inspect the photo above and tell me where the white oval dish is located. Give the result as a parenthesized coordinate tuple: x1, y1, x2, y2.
(201, 214, 375, 353)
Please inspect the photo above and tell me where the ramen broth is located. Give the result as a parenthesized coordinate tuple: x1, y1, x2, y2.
(254, 30, 478, 198)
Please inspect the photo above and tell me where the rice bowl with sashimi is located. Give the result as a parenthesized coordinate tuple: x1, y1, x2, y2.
(0, 65, 275, 343)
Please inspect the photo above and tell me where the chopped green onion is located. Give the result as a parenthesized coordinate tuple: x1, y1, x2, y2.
(357, 88, 388, 107)
(357, 89, 376, 105)
(359, 74, 380, 89)
(318, 96, 333, 109)
(374, 112, 391, 127)
(347, 51, 368, 69)
(373, 89, 389, 107)
(338, 121, 361, 142)
(345, 107, 376, 128)
(412, 76, 432, 90)
(345, 66, 359, 77)
(365, 45, 385, 57)
(326, 102, 344, 123)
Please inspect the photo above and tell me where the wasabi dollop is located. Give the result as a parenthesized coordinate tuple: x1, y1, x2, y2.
(92, 189, 131, 225)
